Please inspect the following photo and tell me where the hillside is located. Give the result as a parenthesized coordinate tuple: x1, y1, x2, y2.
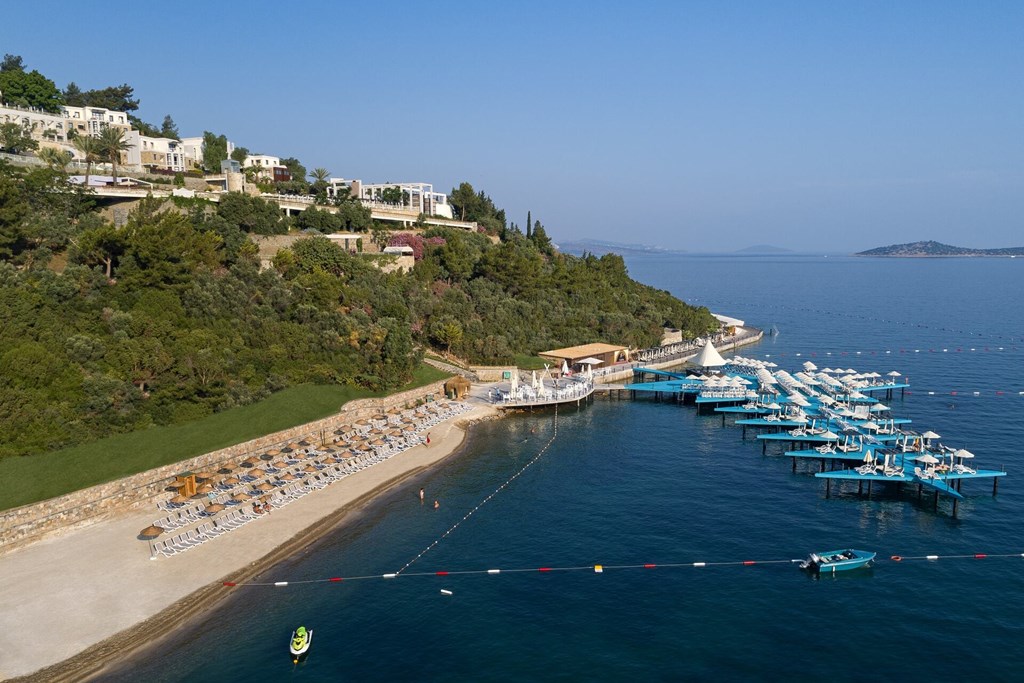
(556, 238, 686, 257)
(857, 240, 1024, 257)
(0, 164, 718, 458)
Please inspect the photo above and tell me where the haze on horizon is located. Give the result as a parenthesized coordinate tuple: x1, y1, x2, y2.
(3, 1, 1021, 253)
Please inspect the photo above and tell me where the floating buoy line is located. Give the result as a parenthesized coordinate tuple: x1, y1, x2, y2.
(222, 552, 1024, 588)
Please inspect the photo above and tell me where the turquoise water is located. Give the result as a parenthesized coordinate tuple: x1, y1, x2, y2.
(107, 256, 1024, 681)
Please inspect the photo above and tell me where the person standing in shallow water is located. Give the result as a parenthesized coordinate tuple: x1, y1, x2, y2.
(434, 500, 440, 509)
(419, 488, 425, 503)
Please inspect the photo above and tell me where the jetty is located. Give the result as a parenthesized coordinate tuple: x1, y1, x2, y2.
(621, 348, 1005, 516)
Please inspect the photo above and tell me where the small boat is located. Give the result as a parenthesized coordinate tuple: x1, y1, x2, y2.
(799, 549, 875, 574)
(290, 625, 312, 663)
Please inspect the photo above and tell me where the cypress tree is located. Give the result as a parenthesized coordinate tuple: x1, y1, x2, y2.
(526, 210, 532, 238)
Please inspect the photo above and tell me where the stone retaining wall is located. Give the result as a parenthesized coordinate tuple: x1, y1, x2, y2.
(0, 381, 447, 554)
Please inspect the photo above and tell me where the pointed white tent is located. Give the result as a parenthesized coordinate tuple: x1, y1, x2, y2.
(692, 339, 726, 369)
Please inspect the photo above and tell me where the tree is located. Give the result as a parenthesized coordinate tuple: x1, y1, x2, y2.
(216, 192, 285, 235)
(73, 135, 102, 187)
(64, 83, 139, 112)
(37, 147, 71, 170)
(526, 210, 532, 238)
(336, 200, 372, 232)
(62, 81, 84, 105)
(97, 126, 131, 184)
(160, 115, 179, 139)
(309, 167, 330, 195)
(230, 146, 249, 163)
(280, 158, 307, 189)
(1, 54, 25, 72)
(449, 182, 478, 220)
(71, 222, 127, 278)
(0, 67, 64, 113)
(201, 131, 229, 172)
(0, 122, 39, 154)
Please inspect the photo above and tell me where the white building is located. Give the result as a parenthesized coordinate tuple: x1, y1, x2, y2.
(61, 105, 131, 137)
(329, 179, 453, 218)
(0, 103, 69, 145)
(181, 135, 237, 171)
(243, 154, 290, 182)
(132, 133, 187, 172)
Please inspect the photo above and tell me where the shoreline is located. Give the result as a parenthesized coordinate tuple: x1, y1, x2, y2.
(1, 331, 764, 681)
(2, 401, 498, 682)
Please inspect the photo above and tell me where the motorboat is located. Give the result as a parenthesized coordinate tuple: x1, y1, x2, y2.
(290, 625, 312, 663)
(799, 549, 875, 574)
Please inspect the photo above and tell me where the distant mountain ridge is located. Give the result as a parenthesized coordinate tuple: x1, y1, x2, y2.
(857, 240, 1024, 257)
(557, 238, 686, 256)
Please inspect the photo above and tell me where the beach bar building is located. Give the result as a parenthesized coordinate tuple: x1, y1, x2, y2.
(539, 343, 630, 374)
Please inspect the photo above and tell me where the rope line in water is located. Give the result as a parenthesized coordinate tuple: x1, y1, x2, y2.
(221, 552, 1024, 588)
(392, 405, 560, 577)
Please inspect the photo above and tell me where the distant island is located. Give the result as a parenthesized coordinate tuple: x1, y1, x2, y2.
(857, 240, 1024, 257)
(556, 238, 687, 257)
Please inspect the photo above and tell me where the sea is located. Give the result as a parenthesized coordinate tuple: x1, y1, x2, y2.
(105, 255, 1024, 682)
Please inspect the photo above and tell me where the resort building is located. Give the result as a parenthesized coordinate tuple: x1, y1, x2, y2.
(0, 102, 70, 145)
(131, 133, 187, 172)
(327, 179, 453, 219)
(181, 136, 238, 171)
(539, 343, 631, 373)
(61, 105, 131, 137)
(243, 154, 291, 182)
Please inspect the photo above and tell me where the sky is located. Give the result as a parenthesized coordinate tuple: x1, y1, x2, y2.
(3, 1, 1022, 253)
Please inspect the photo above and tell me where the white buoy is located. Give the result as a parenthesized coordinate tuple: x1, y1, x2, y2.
(440, 589, 453, 596)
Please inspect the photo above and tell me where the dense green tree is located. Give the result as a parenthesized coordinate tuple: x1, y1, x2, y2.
(0, 63, 63, 113)
(336, 200, 372, 232)
(1, 54, 25, 72)
(295, 206, 341, 233)
(526, 210, 531, 238)
(71, 222, 127, 278)
(62, 83, 139, 112)
(202, 131, 229, 171)
(160, 115, 179, 139)
(216, 192, 285, 235)
(0, 122, 39, 154)
(230, 146, 249, 163)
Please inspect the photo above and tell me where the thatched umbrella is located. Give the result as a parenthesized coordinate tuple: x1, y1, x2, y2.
(170, 494, 190, 504)
(281, 473, 297, 481)
(371, 438, 386, 446)
(138, 525, 164, 540)
(205, 503, 226, 514)
(192, 484, 215, 498)
(217, 465, 236, 475)
(194, 471, 216, 481)
(403, 425, 416, 432)
(232, 492, 251, 502)
(223, 476, 241, 486)
(272, 460, 288, 469)
(241, 459, 259, 468)
(256, 482, 275, 492)
(321, 456, 338, 464)
(267, 448, 281, 456)
(303, 464, 318, 473)
(298, 439, 311, 447)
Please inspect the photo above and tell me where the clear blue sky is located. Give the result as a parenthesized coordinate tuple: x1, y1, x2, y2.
(3, 1, 1021, 252)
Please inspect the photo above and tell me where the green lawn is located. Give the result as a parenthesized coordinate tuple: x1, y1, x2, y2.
(0, 364, 449, 512)
(513, 354, 550, 370)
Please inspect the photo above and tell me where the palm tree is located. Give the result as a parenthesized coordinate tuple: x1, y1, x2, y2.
(309, 167, 330, 184)
(37, 147, 72, 171)
(73, 134, 101, 187)
(97, 126, 132, 184)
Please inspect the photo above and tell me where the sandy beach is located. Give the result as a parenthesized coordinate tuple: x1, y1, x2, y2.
(0, 398, 498, 682)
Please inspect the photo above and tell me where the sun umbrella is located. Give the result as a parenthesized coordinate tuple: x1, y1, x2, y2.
(280, 473, 297, 481)
(138, 525, 165, 540)
(232, 492, 251, 502)
(272, 460, 287, 469)
(954, 449, 975, 459)
(170, 494, 189, 504)
(205, 503, 225, 514)
(916, 454, 940, 464)
(257, 482, 275, 491)
(267, 449, 281, 456)
(241, 459, 259, 468)
(922, 430, 941, 439)
(192, 484, 214, 498)
(217, 465, 236, 475)
(322, 456, 338, 464)
(303, 465, 318, 473)
(194, 472, 215, 481)
(259, 453, 275, 461)
(862, 451, 874, 463)
(223, 476, 241, 485)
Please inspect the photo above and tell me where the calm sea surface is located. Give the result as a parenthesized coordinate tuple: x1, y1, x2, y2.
(107, 256, 1024, 682)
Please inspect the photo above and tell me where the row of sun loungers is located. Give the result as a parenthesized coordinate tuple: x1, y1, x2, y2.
(149, 402, 471, 559)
